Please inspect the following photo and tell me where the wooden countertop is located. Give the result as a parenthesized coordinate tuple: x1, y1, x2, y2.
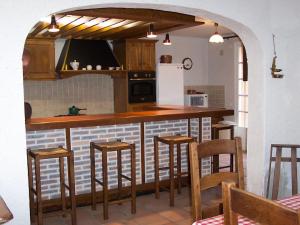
(26, 106, 234, 131)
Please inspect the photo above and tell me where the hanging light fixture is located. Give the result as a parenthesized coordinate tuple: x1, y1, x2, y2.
(147, 23, 157, 38)
(163, 33, 172, 45)
(209, 23, 224, 43)
(48, 15, 59, 33)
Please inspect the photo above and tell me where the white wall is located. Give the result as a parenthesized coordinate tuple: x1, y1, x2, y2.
(2, 0, 298, 224)
(208, 39, 237, 109)
(155, 35, 208, 86)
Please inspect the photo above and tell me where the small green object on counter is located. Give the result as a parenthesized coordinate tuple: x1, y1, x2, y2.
(68, 106, 86, 115)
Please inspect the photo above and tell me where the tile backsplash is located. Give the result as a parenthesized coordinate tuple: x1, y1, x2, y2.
(184, 85, 225, 107)
(24, 74, 114, 118)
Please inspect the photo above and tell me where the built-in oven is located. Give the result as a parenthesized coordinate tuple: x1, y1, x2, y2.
(128, 71, 156, 103)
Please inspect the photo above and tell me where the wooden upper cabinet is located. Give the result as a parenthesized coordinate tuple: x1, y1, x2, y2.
(126, 41, 143, 71)
(113, 39, 156, 71)
(141, 41, 155, 71)
(24, 38, 56, 80)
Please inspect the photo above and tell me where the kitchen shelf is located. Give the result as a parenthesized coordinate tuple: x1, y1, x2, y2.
(58, 70, 127, 79)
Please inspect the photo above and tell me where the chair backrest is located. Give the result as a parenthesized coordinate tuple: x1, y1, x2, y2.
(266, 144, 300, 200)
(222, 182, 300, 225)
(189, 137, 244, 221)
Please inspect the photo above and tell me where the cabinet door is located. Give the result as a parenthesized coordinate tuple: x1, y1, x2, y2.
(141, 42, 155, 71)
(126, 41, 142, 71)
(24, 39, 55, 80)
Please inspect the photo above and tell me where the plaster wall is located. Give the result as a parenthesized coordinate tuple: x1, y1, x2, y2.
(208, 39, 236, 110)
(155, 35, 208, 86)
(1, 0, 296, 224)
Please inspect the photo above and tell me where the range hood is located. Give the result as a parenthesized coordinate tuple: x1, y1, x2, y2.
(56, 39, 120, 76)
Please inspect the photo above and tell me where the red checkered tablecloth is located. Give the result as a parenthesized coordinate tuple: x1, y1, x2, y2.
(193, 194, 300, 225)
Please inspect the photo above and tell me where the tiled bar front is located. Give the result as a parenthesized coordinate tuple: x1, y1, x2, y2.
(26, 118, 211, 200)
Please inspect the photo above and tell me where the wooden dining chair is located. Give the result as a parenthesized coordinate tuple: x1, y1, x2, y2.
(222, 182, 300, 225)
(0, 196, 13, 224)
(189, 137, 244, 221)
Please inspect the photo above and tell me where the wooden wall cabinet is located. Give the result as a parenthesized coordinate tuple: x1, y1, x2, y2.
(113, 39, 156, 71)
(24, 38, 56, 80)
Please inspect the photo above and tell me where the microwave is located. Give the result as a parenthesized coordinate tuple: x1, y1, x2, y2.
(184, 94, 208, 107)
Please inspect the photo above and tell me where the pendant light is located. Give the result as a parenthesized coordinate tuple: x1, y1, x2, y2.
(163, 33, 172, 45)
(209, 23, 224, 43)
(48, 15, 59, 33)
(147, 23, 157, 38)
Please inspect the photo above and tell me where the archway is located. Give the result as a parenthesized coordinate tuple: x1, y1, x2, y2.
(1, 2, 266, 224)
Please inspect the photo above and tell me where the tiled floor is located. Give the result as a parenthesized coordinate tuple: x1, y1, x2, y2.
(43, 188, 193, 225)
(41, 153, 247, 225)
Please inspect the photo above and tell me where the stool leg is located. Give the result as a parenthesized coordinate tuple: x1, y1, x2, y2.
(35, 157, 43, 225)
(230, 126, 234, 172)
(169, 143, 175, 207)
(186, 144, 191, 185)
(230, 154, 234, 172)
(212, 128, 220, 173)
(272, 147, 282, 200)
(27, 153, 35, 223)
(177, 144, 182, 194)
(117, 149, 122, 202)
(154, 136, 160, 199)
(68, 152, 77, 225)
(102, 150, 109, 220)
(90, 143, 96, 210)
(59, 157, 67, 217)
(131, 144, 136, 214)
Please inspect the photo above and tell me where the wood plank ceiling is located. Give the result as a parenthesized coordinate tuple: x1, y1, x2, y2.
(28, 8, 204, 40)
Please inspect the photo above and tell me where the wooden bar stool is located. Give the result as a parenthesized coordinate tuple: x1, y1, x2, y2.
(266, 144, 300, 200)
(27, 146, 77, 225)
(154, 134, 196, 206)
(211, 123, 234, 173)
(90, 140, 136, 220)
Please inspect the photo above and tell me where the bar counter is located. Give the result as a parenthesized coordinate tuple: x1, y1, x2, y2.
(26, 106, 234, 131)
(25, 106, 233, 205)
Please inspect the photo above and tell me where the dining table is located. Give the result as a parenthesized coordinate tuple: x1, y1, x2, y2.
(193, 194, 300, 225)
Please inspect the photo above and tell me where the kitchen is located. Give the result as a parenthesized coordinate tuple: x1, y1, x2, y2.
(22, 7, 239, 225)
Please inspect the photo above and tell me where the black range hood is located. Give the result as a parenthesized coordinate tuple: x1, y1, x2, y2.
(56, 39, 120, 74)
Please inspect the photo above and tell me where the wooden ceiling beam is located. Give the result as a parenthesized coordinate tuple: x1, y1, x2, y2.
(93, 21, 146, 40)
(72, 19, 126, 39)
(59, 18, 109, 39)
(66, 8, 203, 25)
(107, 22, 191, 40)
(81, 20, 136, 39)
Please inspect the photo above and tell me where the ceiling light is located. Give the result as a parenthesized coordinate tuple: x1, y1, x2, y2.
(209, 23, 224, 43)
(147, 24, 157, 38)
(48, 15, 59, 33)
(163, 33, 172, 45)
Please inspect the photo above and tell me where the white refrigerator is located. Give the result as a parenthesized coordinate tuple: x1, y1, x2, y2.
(156, 63, 184, 105)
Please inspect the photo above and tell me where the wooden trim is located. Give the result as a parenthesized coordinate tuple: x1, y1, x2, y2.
(66, 8, 202, 25)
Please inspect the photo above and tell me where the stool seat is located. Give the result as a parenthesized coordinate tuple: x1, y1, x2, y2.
(92, 141, 131, 150)
(157, 135, 194, 144)
(29, 147, 70, 158)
